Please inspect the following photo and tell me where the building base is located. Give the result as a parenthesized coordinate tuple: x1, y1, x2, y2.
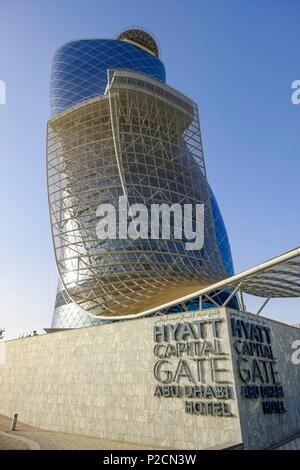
(0, 308, 299, 449)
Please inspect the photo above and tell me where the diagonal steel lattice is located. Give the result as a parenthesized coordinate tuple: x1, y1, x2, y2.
(116, 28, 160, 57)
(47, 70, 228, 319)
(235, 250, 300, 298)
(151, 247, 300, 319)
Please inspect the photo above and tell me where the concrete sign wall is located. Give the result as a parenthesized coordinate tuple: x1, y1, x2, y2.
(0, 307, 299, 449)
(228, 309, 300, 448)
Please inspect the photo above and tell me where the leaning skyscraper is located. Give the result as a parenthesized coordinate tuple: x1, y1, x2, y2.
(47, 28, 235, 328)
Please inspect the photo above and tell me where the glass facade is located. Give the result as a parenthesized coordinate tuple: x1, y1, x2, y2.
(50, 39, 165, 116)
(209, 186, 234, 277)
(49, 30, 235, 328)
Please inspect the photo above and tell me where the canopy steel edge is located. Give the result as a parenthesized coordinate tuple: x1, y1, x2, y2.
(85, 246, 300, 321)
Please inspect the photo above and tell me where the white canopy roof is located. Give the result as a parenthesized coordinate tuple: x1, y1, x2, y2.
(133, 246, 300, 319)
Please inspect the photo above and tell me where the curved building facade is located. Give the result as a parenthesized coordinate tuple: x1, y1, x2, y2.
(48, 29, 235, 326)
(50, 37, 165, 116)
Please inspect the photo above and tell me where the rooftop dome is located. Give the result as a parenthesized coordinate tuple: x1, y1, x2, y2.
(116, 28, 160, 57)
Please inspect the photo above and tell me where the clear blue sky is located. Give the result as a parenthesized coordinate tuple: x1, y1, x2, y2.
(0, 0, 299, 338)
